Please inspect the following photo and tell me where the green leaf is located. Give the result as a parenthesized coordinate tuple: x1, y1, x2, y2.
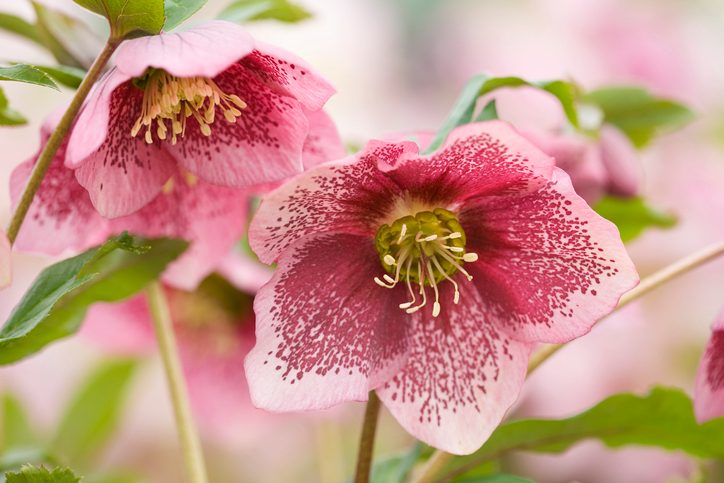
(31, 1, 99, 69)
(51, 359, 137, 463)
(5, 465, 80, 483)
(219, 0, 312, 23)
(473, 99, 498, 123)
(453, 475, 533, 483)
(585, 86, 694, 148)
(369, 443, 424, 483)
(0, 13, 43, 46)
(0, 234, 188, 364)
(0, 87, 27, 126)
(72, 0, 165, 39)
(0, 449, 59, 475)
(424, 74, 580, 154)
(164, 0, 207, 30)
(1, 394, 36, 451)
(30, 65, 85, 90)
(444, 387, 724, 480)
(0, 65, 58, 90)
(594, 196, 677, 242)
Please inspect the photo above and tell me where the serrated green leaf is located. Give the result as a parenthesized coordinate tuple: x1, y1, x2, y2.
(31, 2, 100, 69)
(219, 0, 312, 23)
(594, 196, 677, 242)
(0, 234, 187, 364)
(51, 360, 137, 463)
(0, 87, 27, 126)
(443, 387, 724, 480)
(424, 74, 580, 154)
(0, 448, 59, 475)
(585, 86, 694, 148)
(0, 13, 43, 46)
(164, 0, 207, 30)
(72, 0, 164, 39)
(0, 65, 58, 90)
(5, 465, 80, 483)
(1, 394, 36, 451)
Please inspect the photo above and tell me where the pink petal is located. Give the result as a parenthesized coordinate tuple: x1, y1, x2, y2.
(377, 282, 532, 454)
(245, 233, 411, 411)
(249, 141, 418, 265)
(81, 296, 156, 355)
(10, 126, 110, 255)
(462, 167, 639, 344)
(599, 125, 641, 198)
(65, 69, 131, 169)
(695, 310, 724, 422)
(216, 250, 273, 294)
(243, 41, 335, 111)
(72, 80, 178, 218)
(0, 230, 10, 289)
(114, 21, 255, 79)
(166, 63, 308, 187)
(109, 174, 250, 291)
(302, 109, 346, 169)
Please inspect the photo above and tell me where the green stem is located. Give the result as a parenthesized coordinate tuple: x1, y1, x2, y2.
(147, 281, 209, 483)
(354, 391, 382, 483)
(413, 240, 724, 483)
(5, 39, 118, 244)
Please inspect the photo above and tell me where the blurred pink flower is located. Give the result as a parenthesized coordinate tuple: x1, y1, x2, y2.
(522, 125, 640, 204)
(64, 20, 335, 217)
(695, 309, 724, 423)
(245, 121, 638, 454)
(83, 271, 270, 439)
(10, 109, 343, 290)
(0, 230, 9, 289)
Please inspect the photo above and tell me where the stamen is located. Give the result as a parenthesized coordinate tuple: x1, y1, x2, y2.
(398, 224, 408, 243)
(384, 254, 396, 266)
(426, 260, 441, 317)
(463, 253, 479, 262)
(431, 256, 461, 305)
(444, 246, 464, 253)
(434, 246, 474, 281)
(406, 259, 427, 314)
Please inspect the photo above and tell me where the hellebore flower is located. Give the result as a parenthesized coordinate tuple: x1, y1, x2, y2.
(694, 310, 724, 422)
(83, 272, 268, 439)
(0, 230, 9, 289)
(10, 109, 343, 290)
(246, 121, 639, 454)
(65, 20, 335, 217)
(522, 125, 640, 204)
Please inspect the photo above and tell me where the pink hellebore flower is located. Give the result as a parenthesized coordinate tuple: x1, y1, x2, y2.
(694, 310, 724, 423)
(0, 230, 10, 289)
(246, 121, 639, 454)
(522, 125, 640, 204)
(10, 109, 343, 290)
(65, 20, 335, 217)
(83, 271, 269, 439)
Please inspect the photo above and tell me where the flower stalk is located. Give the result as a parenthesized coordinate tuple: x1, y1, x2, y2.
(147, 281, 209, 483)
(413, 241, 724, 483)
(354, 391, 382, 483)
(5, 39, 119, 244)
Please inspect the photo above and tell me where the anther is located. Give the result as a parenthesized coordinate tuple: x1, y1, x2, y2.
(384, 254, 396, 266)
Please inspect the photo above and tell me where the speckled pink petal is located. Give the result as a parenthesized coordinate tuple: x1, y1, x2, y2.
(10, 125, 110, 255)
(73, 81, 177, 218)
(243, 40, 335, 111)
(114, 20, 255, 79)
(695, 311, 724, 422)
(0, 230, 10, 289)
(461, 167, 639, 344)
(109, 174, 250, 291)
(166, 63, 308, 187)
(301, 109, 346, 169)
(249, 140, 418, 265)
(599, 125, 641, 198)
(245, 233, 411, 411)
(377, 282, 532, 454)
(65, 68, 131, 169)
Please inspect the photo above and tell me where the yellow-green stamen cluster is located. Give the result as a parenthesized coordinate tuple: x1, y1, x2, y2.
(131, 69, 247, 145)
(374, 208, 478, 317)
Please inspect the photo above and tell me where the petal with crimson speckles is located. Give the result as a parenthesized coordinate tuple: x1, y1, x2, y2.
(461, 168, 639, 344)
(245, 233, 412, 411)
(302, 109, 346, 169)
(10, 120, 110, 255)
(109, 172, 250, 291)
(695, 311, 724, 422)
(165, 63, 308, 188)
(377, 282, 532, 455)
